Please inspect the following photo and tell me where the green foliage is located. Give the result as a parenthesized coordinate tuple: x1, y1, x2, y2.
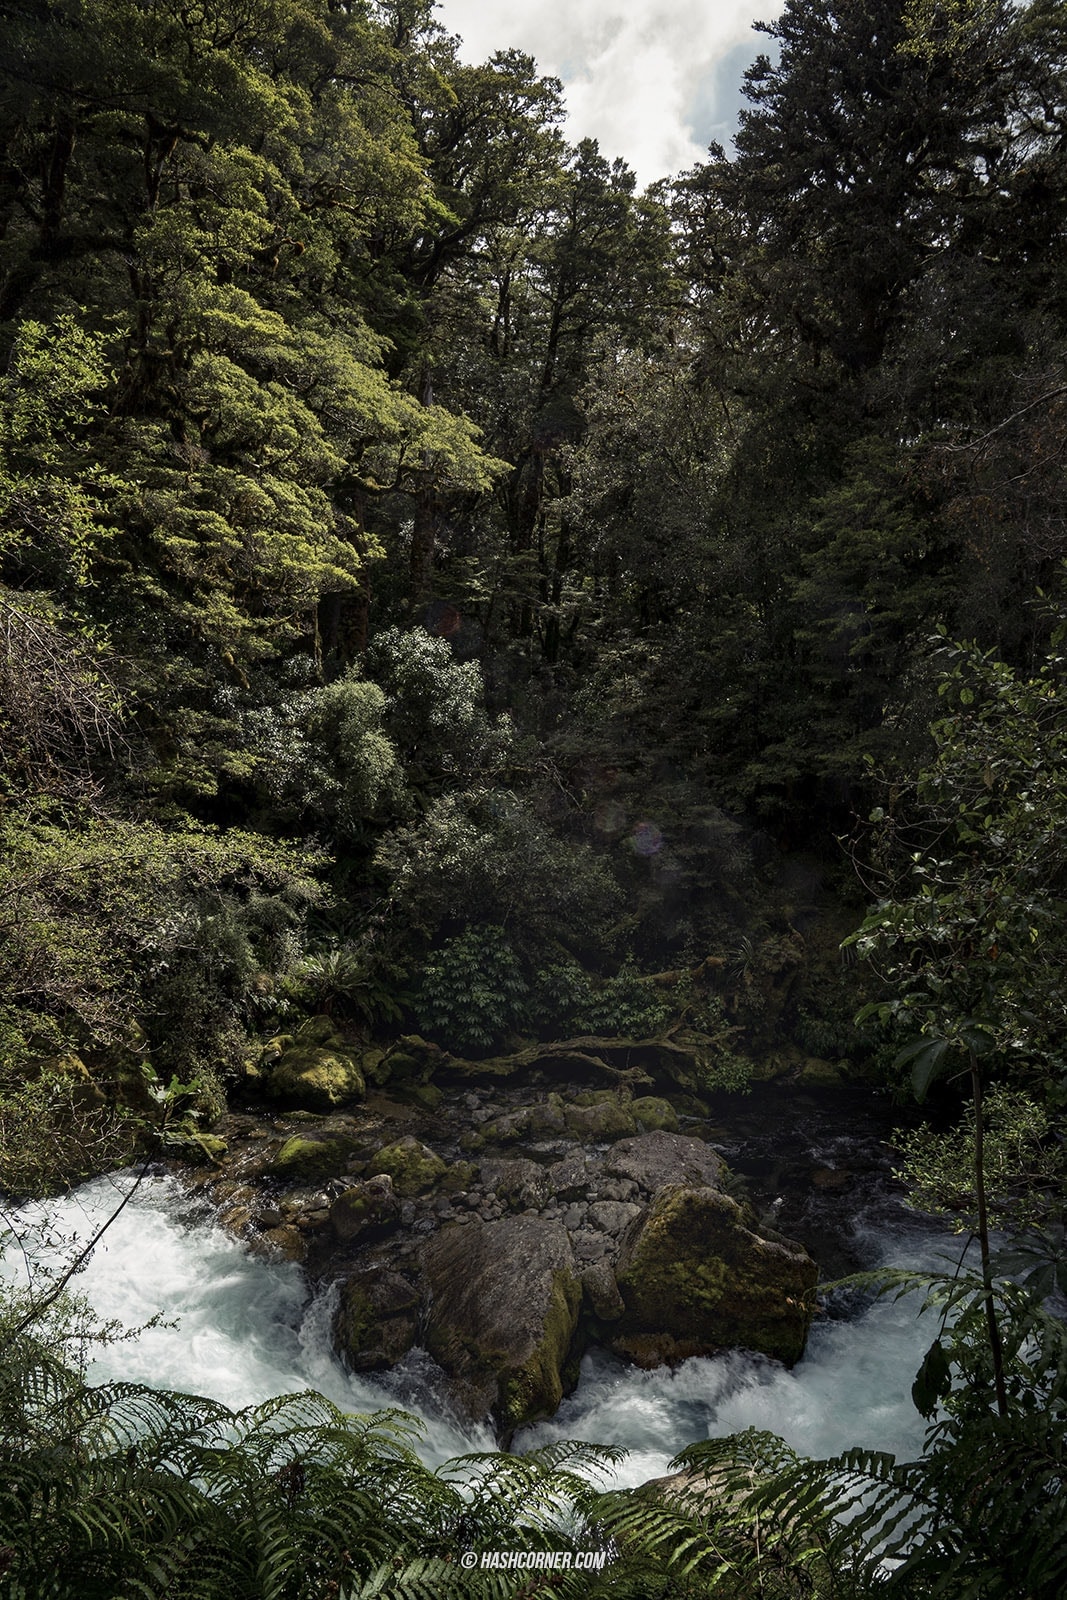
(895, 1086, 1066, 1232)
(851, 622, 1067, 1097)
(0, 1063, 140, 1198)
(252, 673, 406, 839)
(0, 806, 322, 1075)
(415, 927, 529, 1051)
(375, 787, 621, 955)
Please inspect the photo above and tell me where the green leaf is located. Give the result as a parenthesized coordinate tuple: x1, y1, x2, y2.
(911, 1338, 952, 1418)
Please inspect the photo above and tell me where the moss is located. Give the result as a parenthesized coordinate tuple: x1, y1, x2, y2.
(264, 1044, 366, 1111)
(564, 1100, 636, 1140)
(631, 1096, 680, 1132)
(616, 1187, 816, 1366)
(497, 1266, 581, 1430)
(440, 1160, 476, 1194)
(267, 1134, 359, 1182)
(366, 1135, 446, 1197)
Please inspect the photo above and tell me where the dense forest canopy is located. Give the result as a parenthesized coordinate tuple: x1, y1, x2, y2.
(1, 0, 1067, 1593)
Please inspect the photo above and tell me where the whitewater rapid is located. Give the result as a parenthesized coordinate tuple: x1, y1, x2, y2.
(1, 1170, 956, 1484)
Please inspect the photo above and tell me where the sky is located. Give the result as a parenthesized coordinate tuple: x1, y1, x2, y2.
(434, 1, 782, 188)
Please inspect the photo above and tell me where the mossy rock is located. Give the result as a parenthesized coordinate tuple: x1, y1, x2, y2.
(334, 1268, 419, 1370)
(267, 1134, 360, 1183)
(564, 1100, 636, 1141)
(796, 1056, 846, 1086)
(264, 1044, 366, 1111)
(366, 1135, 446, 1197)
(168, 1131, 228, 1165)
(630, 1097, 680, 1133)
(294, 1015, 344, 1047)
(330, 1176, 400, 1243)
(378, 1036, 445, 1087)
(420, 1217, 581, 1432)
(399, 1082, 444, 1112)
(614, 1185, 817, 1367)
(440, 1160, 477, 1194)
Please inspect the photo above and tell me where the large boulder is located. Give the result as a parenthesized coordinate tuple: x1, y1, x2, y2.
(264, 1040, 366, 1111)
(334, 1266, 420, 1370)
(613, 1185, 817, 1367)
(419, 1216, 581, 1432)
(604, 1130, 724, 1193)
(365, 1135, 446, 1197)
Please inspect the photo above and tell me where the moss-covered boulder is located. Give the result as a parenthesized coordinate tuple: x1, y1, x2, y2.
(365, 1135, 445, 1197)
(264, 1043, 366, 1110)
(267, 1134, 360, 1183)
(334, 1268, 420, 1370)
(420, 1216, 582, 1432)
(613, 1185, 816, 1367)
(330, 1175, 400, 1244)
(631, 1097, 680, 1133)
(564, 1098, 636, 1141)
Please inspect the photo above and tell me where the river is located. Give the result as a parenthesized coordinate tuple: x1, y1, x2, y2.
(2, 1087, 959, 1486)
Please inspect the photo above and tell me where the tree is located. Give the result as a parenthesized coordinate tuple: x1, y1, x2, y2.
(850, 618, 1067, 1414)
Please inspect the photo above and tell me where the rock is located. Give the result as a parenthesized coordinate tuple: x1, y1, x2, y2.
(587, 1200, 644, 1236)
(605, 1130, 723, 1195)
(545, 1151, 597, 1200)
(581, 1263, 625, 1322)
(613, 1185, 817, 1367)
(484, 1095, 568, 1142)
(378, 1036, 445, 1087)
(478, 1157, 552, 1210)
(571, 1230, 611, 1263)
(267, 1135, 361, 1183)
(631, 1097, 680, 1133)
(334, 1268, 419, 1370)
(564, 1100, 637, 1141)
(264, 1042, 366, 1111)
(366, 1135, 446, 1197)
(248, 1224, 306, 1262)
(330, 1175, 400, 1244)
(419, 1217, 581, 1431)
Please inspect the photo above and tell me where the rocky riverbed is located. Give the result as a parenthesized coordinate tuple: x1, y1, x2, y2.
(167, 1023, 883, 1439)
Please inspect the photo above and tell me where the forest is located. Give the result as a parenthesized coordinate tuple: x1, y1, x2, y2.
(0, 0, 1066, 1593)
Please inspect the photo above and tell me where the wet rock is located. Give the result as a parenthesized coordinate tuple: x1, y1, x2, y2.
(365, 1135, 446, 1197)
(613, 1185, 816, 1367)
(330, 1175, 400, 1244)
(267, 1134, 361, 1184)
(419, 1217, 581, 1431)
(334, 1268, 419, 1370)
(248, 1224, 305, 1262)
(545, 1151, 597, 1200)
(587, 1200, 643, 1236)
(605, 1130, 723, 1195)
(581, 1262, 625, 1322)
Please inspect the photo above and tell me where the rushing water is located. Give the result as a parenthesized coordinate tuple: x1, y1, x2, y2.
(2, 1163, 958, 1485)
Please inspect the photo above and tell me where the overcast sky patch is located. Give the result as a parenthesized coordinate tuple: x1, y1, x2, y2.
(435, 0, 780, 186)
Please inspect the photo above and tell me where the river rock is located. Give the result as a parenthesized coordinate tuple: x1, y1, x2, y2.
(613, 1185, 817, 1367)
(419, 1216, 581, 1431)
(581, 1262, 625, 1321)
(478, 1156, 552, 1209)
(545, 1150, 597, 1199)
(334, 1267, 420, 1370)
(587, 1200, 644, 1236)
(604, 1130, 723, 1194)
(264, 1042, 366, 1111)
(330, 1174, 400, 1244)
(365, 1135, 446, 1196)
(267, 1134, 360, 1183)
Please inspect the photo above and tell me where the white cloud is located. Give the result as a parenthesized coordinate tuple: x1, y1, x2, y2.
(434, 0, 775, 185)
